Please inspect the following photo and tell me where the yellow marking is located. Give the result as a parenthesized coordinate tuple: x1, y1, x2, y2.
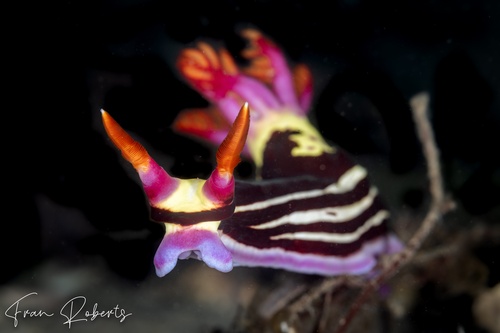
(155, 178, 217, 213)
(247, 111, 335, 168)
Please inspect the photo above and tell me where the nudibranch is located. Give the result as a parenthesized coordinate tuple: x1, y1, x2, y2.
(102, 29, 403, 277)
(101, 103, 249, 276)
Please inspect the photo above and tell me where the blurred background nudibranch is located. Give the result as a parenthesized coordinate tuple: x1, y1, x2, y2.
(6, 1, 500, 332)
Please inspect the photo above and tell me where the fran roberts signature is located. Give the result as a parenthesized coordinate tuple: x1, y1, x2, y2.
(4, 292, 132, 329)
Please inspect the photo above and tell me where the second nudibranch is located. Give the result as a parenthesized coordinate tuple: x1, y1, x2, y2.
(101, 103, 250, 276)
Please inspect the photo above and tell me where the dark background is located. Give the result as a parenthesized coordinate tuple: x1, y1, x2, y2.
(6, 0, 500, 331)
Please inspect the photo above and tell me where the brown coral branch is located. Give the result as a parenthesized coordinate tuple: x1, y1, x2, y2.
(332, 92, 455, 333)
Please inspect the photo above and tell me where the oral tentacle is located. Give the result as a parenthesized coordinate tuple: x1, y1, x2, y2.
(154, 222, 233, 277)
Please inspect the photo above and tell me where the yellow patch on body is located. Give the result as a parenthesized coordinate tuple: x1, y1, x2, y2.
(154, 178, 217, 212)
(248, 111, 335, 168)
